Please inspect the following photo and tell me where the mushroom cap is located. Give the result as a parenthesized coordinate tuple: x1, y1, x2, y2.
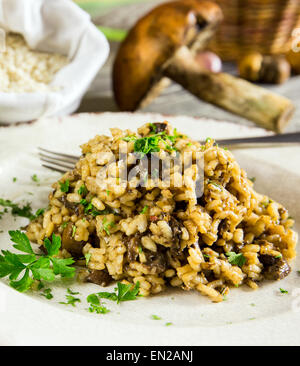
(113, 0, 223, 111)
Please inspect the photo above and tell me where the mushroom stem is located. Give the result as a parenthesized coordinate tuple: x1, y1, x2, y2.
(164, 47, 294, 132)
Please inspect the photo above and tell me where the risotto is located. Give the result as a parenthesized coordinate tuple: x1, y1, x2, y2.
(26, 121, 298, 302)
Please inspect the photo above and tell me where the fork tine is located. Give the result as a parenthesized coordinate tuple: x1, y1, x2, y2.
(38, 147, 79, 161)
(39, 152, 77, 164)
(40, 156, 75, 170)
(42, 164, 67, 173)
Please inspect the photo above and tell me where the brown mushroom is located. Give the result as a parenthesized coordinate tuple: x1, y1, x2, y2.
(113, 0, 294, 132)
(238, 53, 291, 84)
(286, 49, 300, 74)
(61, 222, 85, 257)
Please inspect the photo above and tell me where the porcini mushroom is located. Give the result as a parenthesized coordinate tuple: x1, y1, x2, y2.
(113, 0, 294, 132)
(238, 53, 291, 84)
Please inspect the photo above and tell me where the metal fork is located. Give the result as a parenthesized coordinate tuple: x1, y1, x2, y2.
(39, 147, 80, 173)
(39, 132, 300, 172)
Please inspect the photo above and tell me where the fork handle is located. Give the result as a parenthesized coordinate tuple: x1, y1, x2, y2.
(214, 132, 300, 146)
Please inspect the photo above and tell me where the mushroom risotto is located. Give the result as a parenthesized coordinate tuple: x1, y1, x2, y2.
(26, 122, 298, 302)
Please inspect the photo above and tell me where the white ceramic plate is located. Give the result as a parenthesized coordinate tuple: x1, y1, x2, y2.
(0, 112, 299, 346)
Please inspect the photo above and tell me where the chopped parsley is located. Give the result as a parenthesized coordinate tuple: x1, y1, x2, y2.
(60, 295, 81, 307)
(41, 288, 53, 300)
(61, 221, 69, 229)
(165, 322, 173, 326)
(71, 225, 76, 238)
(249, 177, 256, 183)
(102, 218, 115, 235)
(90, 281, 140, 304)
(151, 315, 161, 320)
(80, 199, 112, 217)
(31, 174, 39, 183)
(12, 177, 17, 182)
(87, 294, 110, 314)
(279, 288, 288, 294)
(67, 288, 79, 295)
(59, 180, 70, 193)
(123, 130, 180, 157)
(140, 206, 148, 214)
(226, 252, 246, 267)
(35, 208, 45, 218)
(85, 253, 91, 266)
(0, 231, 75, 292)
(77, 185, 88, 196)
(0, 198, 35, 220)
(138, 246, 143, 253)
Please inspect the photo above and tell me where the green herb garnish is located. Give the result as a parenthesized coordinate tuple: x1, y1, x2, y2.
(123, 130, 180, 157)
(151, 315, 162, 320)
(80, 199, 112, 217)
(41, 288, 53, 300)
(60, 295, 81, 307)
(85, 253, 91, 266)
(279, 288, 288, 294)
(91, 281, 140, 304)
(67, 288, 79, 295)
(0, 198, 35, 220)
(165, 322, 173, 326)
(226, 252, 246, 267)
(87, 293, 110, 314)
(59, 180, 70, 193)
(12, 177, 17, 182)
(78, 184, 88, 196)
(31, 174, 39, 183)
(140, 206, 148, 214)
(0, 231, 75, 292)
(102, 218, 115, 235)
(61, 221, 69, 229)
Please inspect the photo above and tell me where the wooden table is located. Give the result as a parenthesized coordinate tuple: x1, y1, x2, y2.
(77, 0, 300, 133)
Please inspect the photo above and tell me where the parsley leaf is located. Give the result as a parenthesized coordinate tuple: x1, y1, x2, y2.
(90, 281, 141, 305)
(0, 231, 75, 292)
(151, 315, 162, 320)
(85, 253, 91, 266)
(226, 252, 246, 267)
(31, 174, 39, 183)
(0, 198, 35, 220)
(60, 295, 81, 307)
(279, 288, 288, 294)
(140, 206, 148, 214)
(102, 218, 115, 236)
(78, 185, 88, 196)
(9, 230, 34, 254)
(41, 288, 53, 300)
(67, 288, 79, 295)
(87, 293, 110, 314)
(59, 180, 70, 193)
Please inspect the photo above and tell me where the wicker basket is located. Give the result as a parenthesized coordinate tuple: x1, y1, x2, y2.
(209, 0, 300, 61)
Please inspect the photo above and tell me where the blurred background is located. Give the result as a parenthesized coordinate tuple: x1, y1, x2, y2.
(74, 0, 300, 132)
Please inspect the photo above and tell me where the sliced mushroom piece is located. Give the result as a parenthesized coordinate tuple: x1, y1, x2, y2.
(61, 222, 85, 257)
(86, 269, 113, 287)
(261, 255, 291, 281)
